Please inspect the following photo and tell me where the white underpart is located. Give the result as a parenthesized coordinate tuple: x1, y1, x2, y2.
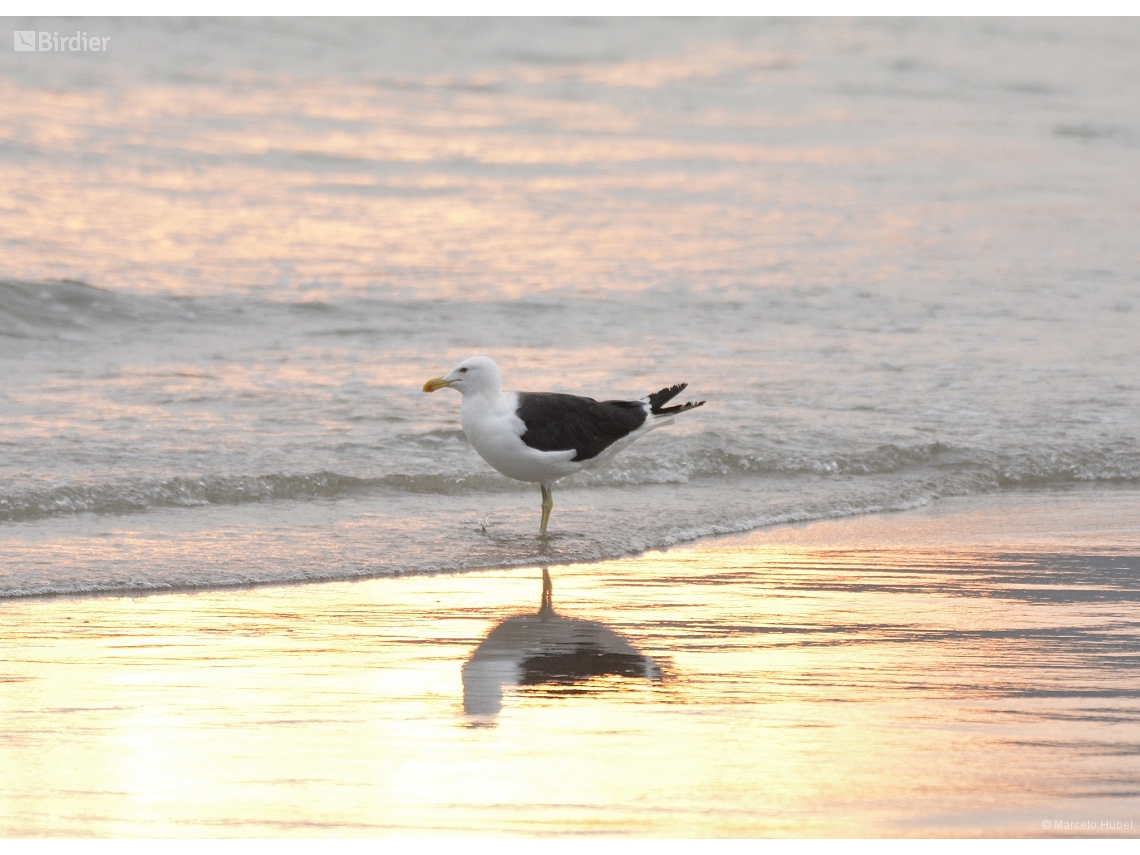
(461, 390, 579, 483)
(436, 355, 674, 486)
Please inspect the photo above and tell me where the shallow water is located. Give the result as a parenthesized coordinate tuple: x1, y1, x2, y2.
(2, 18, 1138, 596)
(1, 489, 1137, 836)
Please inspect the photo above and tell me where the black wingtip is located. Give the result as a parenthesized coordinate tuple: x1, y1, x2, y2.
(656, 399, 705, 415)
(648, 383, 704, 415)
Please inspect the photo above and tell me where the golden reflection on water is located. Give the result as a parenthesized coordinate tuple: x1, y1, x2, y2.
(2, 502, 1138, 836)
(0, 53, 911, 301)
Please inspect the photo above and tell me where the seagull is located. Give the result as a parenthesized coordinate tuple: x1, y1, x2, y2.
(423, 356, 704, 535)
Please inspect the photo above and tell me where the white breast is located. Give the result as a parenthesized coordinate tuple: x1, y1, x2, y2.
(460, 391, 578, 484)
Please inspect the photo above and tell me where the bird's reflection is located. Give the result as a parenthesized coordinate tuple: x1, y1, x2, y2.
(462, 569, 661, 719)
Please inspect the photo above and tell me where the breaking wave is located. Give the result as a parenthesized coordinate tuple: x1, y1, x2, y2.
(4, 441, 1138, 524)
(0, 279, 168, 339)
(0, 470, 521, 523)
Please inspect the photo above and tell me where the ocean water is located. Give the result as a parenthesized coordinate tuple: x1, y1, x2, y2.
(2, 17, 1138, 598)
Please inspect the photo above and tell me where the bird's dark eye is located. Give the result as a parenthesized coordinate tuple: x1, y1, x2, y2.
(459, 367, 468, 373)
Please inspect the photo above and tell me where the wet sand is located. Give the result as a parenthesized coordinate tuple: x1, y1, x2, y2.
(2, 486, 1139, 837)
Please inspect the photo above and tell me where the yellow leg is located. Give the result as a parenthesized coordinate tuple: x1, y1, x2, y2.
(539, 483, 553, 536)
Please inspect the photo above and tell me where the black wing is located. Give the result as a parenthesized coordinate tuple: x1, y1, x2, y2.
(516, 393, 648, 462)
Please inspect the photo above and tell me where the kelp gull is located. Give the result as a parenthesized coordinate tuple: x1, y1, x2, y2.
(423, 356, 704, 535)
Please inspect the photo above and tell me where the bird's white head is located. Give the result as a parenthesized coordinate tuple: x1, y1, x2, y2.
(423, 355, 502, 397)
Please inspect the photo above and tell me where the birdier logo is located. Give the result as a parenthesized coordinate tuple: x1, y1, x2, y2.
(13, 30, 111, 52)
